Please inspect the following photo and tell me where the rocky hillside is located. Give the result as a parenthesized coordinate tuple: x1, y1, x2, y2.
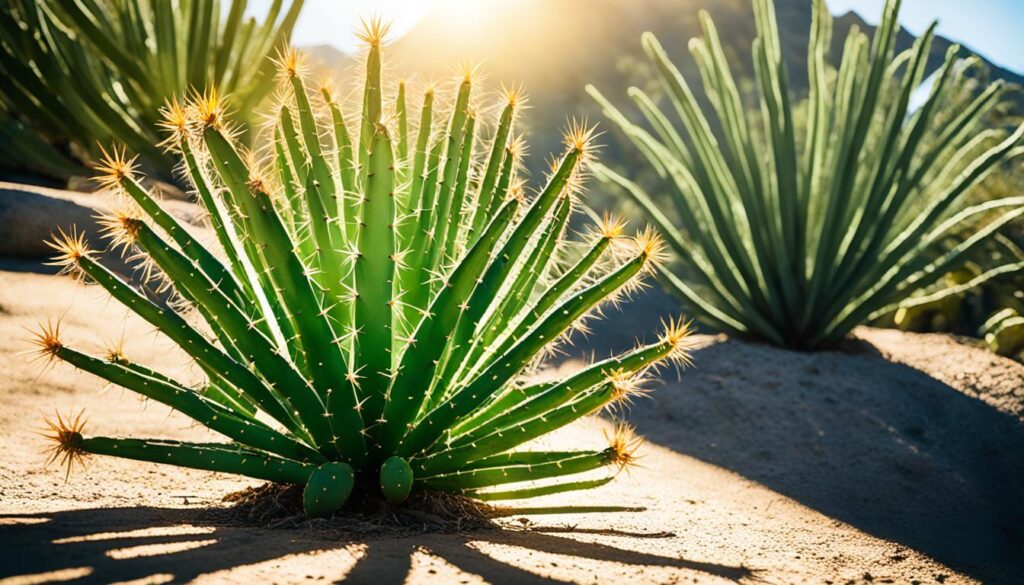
(306, 0, 1023, 172)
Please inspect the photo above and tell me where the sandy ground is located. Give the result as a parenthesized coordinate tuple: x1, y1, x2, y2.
(1, 267, 1022, 584)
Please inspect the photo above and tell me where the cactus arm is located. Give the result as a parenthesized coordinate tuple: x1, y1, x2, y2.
(179, 137, 293, 356)
(273, 124, 302, 231)
(470, 101, 515, 238)
(400, 250, 648, 457)
(476, 195, 571, 349)
(396, 80, 409, 178)
(279, 105, 310, 187)
(115, 357, 256, 419)
(419, 450, 615, 491)
(278, 105, 344, 302)
(406, 89, 435, 220)
(201, 126, 302, 357)
(433, 195, 570, 401)
(116, 174, 250, 312)
(131, 220, 338, 453)
(78, 437, 316, 484)
(486, 144, 517, 220)
(444, 450, 589, 471)
(55, 346, 324, 463)
(73, 253, 308, 440)
(436, 148, 579, 367)
(429, 80, 472, 272)
(358, 33, 383, 169)
(300, 172, 351, 328)
(453, 339, 673, 441)
(289, 73, 340, 227)
(379, 197, 521, 452)
(243, 188, 368, 464)
(415, 383, 619, 475)
(399, 137, 446, 321)
(203, 128, 365, 461)
(441, 113, 477, 260)
(464, 477, 614, 501)
(353, 125, 396, 437)
(507, 230, 613, 333)
(323, 94, 358, 230)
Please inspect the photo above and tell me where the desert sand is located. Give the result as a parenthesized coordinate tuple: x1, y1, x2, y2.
(1, 267, 1022, 584)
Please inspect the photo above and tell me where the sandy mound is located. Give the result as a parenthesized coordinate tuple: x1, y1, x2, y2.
(1, 268, 1022, 584)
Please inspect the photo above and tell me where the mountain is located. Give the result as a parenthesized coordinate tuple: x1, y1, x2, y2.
(304, 0, 1024, 171)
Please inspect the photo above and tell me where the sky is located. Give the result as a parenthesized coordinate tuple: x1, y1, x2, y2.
(251, 0, 1024, 73)
(828, 0, 1023, 72)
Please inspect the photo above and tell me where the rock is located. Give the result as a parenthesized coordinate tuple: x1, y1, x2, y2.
(0, 181, 205, 260)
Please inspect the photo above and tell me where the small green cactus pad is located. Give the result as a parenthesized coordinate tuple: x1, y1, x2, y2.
(380, 456, 414, 503)
(303, 462, 355, 518)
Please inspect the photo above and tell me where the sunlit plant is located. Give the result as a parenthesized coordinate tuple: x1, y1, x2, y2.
(589, 0, 1024, 349)
(0, 0, 304, 182)
(35, 23, 690, 518)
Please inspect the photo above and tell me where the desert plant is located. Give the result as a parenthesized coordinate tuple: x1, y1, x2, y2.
(588, 0, 1024, 349)
(35, 25, 689, 517)
(0, 0, 303, 182)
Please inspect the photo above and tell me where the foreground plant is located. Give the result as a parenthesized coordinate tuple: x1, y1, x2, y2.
(36, 25, 689, 517)
(589, 0, 1024, 349)
(0, 0, 303, 182)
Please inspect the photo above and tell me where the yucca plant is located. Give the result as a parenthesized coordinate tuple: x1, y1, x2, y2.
(588, 0, 1024, 349)
(35, 24, 690, 518)
(0, 0, 303, 182)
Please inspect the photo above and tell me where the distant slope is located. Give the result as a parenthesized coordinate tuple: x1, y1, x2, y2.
(305, 0, 1023, 170)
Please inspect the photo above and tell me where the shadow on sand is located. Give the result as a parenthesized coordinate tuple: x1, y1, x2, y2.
(601, 321, 1024, 584)
(0, 505, 755, 584)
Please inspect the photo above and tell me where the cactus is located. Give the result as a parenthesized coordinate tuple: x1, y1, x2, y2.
(589, 0, 1024, 350)
(35, 22, 690, 518)
(0, 0, 304, 182)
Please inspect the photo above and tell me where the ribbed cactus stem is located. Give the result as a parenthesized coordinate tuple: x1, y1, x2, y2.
(452, 340, 672, 442)
(464, 477, 614, 501)
(470, 99, 517, 237)
(55, 345, 323, 463)
(396, 81, 409, 176)
(79, 437, 316, 484)
(72, 253, 308, 441)
(399, 247, 648, 457)
(379, 198, 521, 453)
(353, 124, 396, 440)
(413, 380, 622, 476)
(407, 89, 435, 213)
(420, 449, 616, 491)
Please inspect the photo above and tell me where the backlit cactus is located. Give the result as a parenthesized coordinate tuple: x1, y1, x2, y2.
(36, 22, 690, 517)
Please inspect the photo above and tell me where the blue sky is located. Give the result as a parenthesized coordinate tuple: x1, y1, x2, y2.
(254, 0, 1024, 73)
(829, 0, 1023, 72)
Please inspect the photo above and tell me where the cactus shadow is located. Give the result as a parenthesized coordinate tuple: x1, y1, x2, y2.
(619, 336, 1024, 584)
(0, 505, 756, 584)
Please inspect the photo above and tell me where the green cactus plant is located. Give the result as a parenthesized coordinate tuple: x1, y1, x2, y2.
(36, 23, 690, 518)
(0, 0, 304, 183)
(589, 0, 1024, 350)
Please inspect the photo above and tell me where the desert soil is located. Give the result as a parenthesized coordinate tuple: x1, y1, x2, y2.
(1, 267, 1022, 584)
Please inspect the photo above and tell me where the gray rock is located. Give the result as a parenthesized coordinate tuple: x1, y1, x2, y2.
(0, 181, 204, 260)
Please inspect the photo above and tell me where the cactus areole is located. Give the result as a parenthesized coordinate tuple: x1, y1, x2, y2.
(36, 19, 691, 518)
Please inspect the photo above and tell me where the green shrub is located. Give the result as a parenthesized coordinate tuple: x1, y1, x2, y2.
(0, 0, 303, 182)
(588, 0, 1024, 349)
(36, 25, 689, 516)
